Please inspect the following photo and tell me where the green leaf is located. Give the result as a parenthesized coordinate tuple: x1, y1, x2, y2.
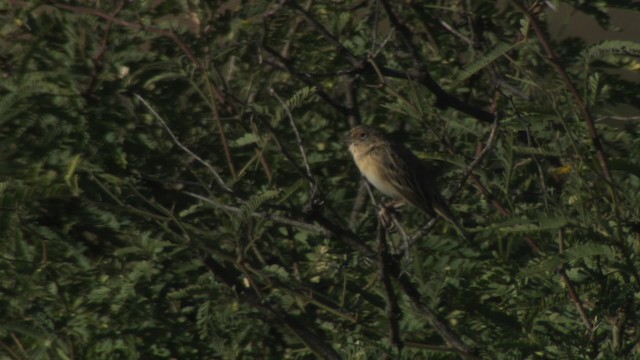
(231, 132, 258, 147)
(498, 214, 568, 233)
(583, 40, 640, 62)
(453, 41, 524, 85)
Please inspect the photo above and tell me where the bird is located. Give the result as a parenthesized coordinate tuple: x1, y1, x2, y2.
(345, 125, 466, 239)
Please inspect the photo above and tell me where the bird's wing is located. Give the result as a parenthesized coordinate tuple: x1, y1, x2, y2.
(383, 143, 469, 239)
(382, 144, 439, 216)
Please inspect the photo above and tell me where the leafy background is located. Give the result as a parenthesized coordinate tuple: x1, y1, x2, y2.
(1, 1, 640, 359)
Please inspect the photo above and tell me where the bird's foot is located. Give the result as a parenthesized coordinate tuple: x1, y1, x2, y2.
(378, 200, 403, 228)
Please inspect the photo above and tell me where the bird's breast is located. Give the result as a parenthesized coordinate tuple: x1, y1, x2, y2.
(351, 147, 400, 198)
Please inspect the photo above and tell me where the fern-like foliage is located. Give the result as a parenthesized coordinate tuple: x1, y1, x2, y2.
(1, 1, 639, 359)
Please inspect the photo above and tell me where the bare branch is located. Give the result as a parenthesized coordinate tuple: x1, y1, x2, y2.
(135, 94, 233, 194)
(452, 113, 500, 200)
(377, 222, 403, 351)
(269, 88, 318, 198)
(185, 191, 376, 257)
(185, 191, 322, 234)
(200, 256, 342, 360)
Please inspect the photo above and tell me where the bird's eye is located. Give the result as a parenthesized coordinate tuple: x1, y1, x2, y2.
(358, 132, 368, 140)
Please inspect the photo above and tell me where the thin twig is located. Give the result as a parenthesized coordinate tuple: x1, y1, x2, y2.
(344, 75, 362, 127)
(508, 3, 612, 337)
(370, 0, 380, 53)
(391, 265, 480, 359)
(407, 114, 498, 248)
(416, 89, 539, 250)
(132, 179, 479, 356)
(256, 117, 316, 186)
(370, 29, 396, 58)
(82, 2, 124, 99)
(352, 184, 479, 356)
(452, 113, 500, 200)
(135, 94, 233, 194)
(464, 0, 477, 46)
(185, 191, 322, 234)
(348, 182, 369, 229)
(264, 1, 495, 124)
(54, 3, 238, 180)
(186, 191, 376, 257)
(377, 221, 403, 352)
(280, 0, 314, 58)
(269, 88, 318, 198)
(559, 270, 594, 331)
(378, 0, 423, 68)
(205, 77, 237, 179)
(557, 229, 593, 331)
(438, 19, 473, 46)
(362, 181, 412, 253)
(595, 115, 640, 122)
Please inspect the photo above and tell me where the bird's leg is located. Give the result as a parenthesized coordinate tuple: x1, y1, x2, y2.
(377, 206, 393, 228)
(385, 199, 406, 210)
(378, 199, 405, 228)
(378, 199, 414, 258)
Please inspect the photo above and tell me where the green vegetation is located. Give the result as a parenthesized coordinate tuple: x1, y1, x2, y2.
(1, 1, 640, 359)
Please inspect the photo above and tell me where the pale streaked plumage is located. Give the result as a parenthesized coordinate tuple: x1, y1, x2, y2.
(346, 125, 466, 238)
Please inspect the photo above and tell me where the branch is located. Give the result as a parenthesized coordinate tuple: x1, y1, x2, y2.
(260, 44, 352, 116)
(54, 3, 238, 180)
(135, 94, 233, 194)
(407, 114, 499, 248)
(53, 3, 227, 104)
(391, 263, 480, 359)
(265, 1, 496, 125)
(509, 0, 618, 205)
(185, 191, 375, 257)
(559, 269, 593, 331)
(200, 256, 342, 360)
(82, 1, 125, 99)
(377, 222, 403, 351)
(285, 0, 361, 67)
(452, 113, 500, 200)
(188, 189, 477, 355)
(269, 88, 319, 200)
(378, 0, 495, 123)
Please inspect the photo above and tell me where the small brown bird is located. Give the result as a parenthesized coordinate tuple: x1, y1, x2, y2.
(346, 125, 466, 238)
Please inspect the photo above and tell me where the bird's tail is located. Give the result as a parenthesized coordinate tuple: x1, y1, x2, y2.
(433, 203, 469, 242)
